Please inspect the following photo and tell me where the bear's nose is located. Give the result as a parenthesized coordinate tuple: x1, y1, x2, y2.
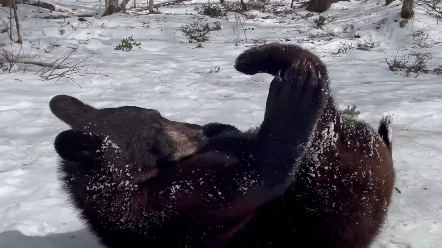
(195, 130, 205, 140)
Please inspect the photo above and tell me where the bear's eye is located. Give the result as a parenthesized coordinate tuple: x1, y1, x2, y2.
(150, 138, 162, 156)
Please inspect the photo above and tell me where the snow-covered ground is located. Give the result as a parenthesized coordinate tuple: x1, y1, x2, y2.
(0, 0, 441, 247)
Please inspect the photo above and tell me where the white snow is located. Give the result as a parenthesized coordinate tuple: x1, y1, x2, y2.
(0, 0, 441, 247)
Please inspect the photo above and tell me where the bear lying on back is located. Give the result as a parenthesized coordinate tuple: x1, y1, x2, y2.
(50, 57, 328, 248)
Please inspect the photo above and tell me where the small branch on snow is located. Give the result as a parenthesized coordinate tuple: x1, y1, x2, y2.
(35, 48, 94, 87)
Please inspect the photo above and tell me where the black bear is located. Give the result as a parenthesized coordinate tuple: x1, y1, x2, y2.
(203, 43, 395, 248)
(50, 58, 328, 248)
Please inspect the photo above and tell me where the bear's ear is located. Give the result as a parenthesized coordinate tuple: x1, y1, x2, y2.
(54, 130, 103, 162)
(49, 95, 96, 127)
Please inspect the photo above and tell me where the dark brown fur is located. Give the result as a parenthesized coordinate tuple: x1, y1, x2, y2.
(50, 57, 328, 248)
(220, 43, 395, 248)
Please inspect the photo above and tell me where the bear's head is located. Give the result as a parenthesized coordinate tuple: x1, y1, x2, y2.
(50, 95, 207, 181)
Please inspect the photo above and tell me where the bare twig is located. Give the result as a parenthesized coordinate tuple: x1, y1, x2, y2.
(218, 13, 248, 46)
(232, 13, 247, 46)
(0, 41, 22, 72)
(9, 0, 13, 40)
(385, 51, 432, 77)
(0, 13, 11, 40)
(12, 0, 22, 44)
(2, 0, 22, 43)
(36, 48, 94, 87)
(22, 39, 44, 73)
(37, 49, 77, 78)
